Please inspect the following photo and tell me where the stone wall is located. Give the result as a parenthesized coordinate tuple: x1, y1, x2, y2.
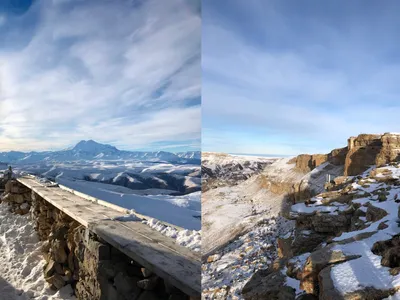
(2, 180, 195, 300)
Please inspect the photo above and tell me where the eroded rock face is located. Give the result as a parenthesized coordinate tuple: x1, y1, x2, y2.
(290, 147, 348, 174)
(376, 133, 400, 167)
(344, 134, 382, 176)
(344, 133, 400, 176)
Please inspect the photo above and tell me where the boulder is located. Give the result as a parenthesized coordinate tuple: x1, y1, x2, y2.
(46, 274, 65, 290)
(311, 213, 350, 234)
(366, 205, 388, 222)
(52, 240, 68, 264)
(300, 249, 361, 295)
(242, 269, 296, 300)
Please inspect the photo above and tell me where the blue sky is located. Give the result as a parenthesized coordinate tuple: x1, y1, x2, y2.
(202, 0, 400, 155)
(0, 0, 200, 152)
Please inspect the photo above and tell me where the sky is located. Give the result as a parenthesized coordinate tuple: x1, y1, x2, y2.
(202, 0, 400, 155)
(0, 0, 200, 152)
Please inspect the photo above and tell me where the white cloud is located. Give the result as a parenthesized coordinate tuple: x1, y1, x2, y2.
(0, 0, 200, 151)
(202, 9, 400, 155)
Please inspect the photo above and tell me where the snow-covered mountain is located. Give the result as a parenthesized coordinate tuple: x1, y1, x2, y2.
(177, 151, 201, 160)
(201, 152, 277, 191)
(0, 140, 201, 165)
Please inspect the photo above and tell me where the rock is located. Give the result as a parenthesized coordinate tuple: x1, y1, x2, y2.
(381, 247, 400, 268)
(141, 267, 153, 278)
(277, 236, 293, 258)
(206, 254, 221, 263)
(344, 134, 382, 176)
(44, 259, 56, 277)
(54, 263, 64, 275)
(114, 272, 140, 295)
(242, 269, 296, 300)
(376, 133, 400, 167)
(52, 240, 68, 264)
(311, 213, 349, 234)
(378, 193, 388, 202)
(293, 154, 328, 173)
(378, 221, 389, 230)
(290, 230, 327, 257)
(366, 205, 388, 222)
(137, 276, 159, 290)
(300, 249, 361, 295)
(46, 274, 65, 290)
(390, 267, 400, 275)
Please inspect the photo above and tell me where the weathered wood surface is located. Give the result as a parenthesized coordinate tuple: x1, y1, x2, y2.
(17, 176, 201, 296)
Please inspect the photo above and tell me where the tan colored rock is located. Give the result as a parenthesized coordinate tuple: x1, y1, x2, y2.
(46, 274, 65, 290)
(376, 133, 400, 167)
(300, 249, 361, 295)
(44, 259, 56, 278)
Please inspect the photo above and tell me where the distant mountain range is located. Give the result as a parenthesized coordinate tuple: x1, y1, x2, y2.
(0, 140, 201, 165)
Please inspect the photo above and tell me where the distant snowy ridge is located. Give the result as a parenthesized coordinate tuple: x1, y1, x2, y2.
(0, 140, 201, 165)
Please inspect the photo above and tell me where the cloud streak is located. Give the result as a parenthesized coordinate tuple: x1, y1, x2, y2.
(0, 0, 200, 152)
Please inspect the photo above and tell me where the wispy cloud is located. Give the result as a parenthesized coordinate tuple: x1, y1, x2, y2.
(202, 0, 400, 155)
(0, 0, 200, 152)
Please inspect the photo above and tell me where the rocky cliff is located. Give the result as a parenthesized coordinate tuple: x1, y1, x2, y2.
(242, 160, 400, 300)
(345, 132, 400, 175)
(289, 132, 400, 178)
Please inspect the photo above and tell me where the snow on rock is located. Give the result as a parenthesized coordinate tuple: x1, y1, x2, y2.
(284, 162, 400, 298)
(0, 202, 75, 299)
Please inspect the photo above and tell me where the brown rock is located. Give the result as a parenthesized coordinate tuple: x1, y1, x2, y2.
(44, 259, 56, 278)
(300, 249, 361, 295)
(378, 222, 389, 230)
(366, 205, 388, 222)
(46, 274, 65, 290)
(52, 240, 68, 264)
(242, 269, 295, 300)
(344, 134, 382, 176)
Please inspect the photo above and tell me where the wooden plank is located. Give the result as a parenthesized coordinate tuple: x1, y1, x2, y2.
(90, 220, 201, 296)
(17, 176, 201, 296)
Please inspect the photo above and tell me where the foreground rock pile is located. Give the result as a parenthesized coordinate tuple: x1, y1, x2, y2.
(242, 163, 400, 299)
(2, 180, 194, 300)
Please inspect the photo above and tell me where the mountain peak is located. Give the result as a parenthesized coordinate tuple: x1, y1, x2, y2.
(72, 140, 118, 152)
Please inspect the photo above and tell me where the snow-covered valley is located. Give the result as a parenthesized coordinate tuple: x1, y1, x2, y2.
(1, 141, 201, 231)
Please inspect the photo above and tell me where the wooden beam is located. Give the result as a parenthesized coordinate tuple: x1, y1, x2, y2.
(17, 177, 201, 296)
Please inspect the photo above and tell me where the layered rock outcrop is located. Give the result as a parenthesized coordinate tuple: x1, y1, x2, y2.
(242, 162, 400, 299)
(290, 133, 400, 178)
(290, 147, 348, 174)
